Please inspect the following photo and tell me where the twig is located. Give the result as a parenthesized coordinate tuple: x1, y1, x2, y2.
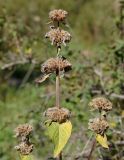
(75, 134, 93, 159)
(91, 89, 124, 100)
(20, 62, 35, 87)
(1, 58, 37, 70)
(1, 59, 28, 70)
(87, 139, 96, 160)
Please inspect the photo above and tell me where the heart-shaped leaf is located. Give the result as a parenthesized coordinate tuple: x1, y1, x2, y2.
(46, 121, 72, 157)
(96, 134, 109, 149)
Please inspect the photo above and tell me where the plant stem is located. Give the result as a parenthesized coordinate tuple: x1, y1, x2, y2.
(56, 47, 61, 108)
(56, 71, 60, 108)
(56, 45, 62, 159)
(58, 152, 62, 160)
(56, 20, 62, 159)
(87, 139, 96, 160)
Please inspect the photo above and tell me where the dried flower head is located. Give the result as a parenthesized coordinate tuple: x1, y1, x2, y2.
(45, 28, 71, 47)
(44, 107, 71, 123)
(88, 118, 109, 135)
(14, 124, 33, 138)
(89, 97, 112, 111)
(49, 9, 68, 22)
(15, 142, 33, 155)
(41, 57, 72, 74)
(35, 57, 72, 83)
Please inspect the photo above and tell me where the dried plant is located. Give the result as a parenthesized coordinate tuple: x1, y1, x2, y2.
(14, 124, 33, 138)
(45, 28, 71, 47)
(87, 97, 112, 159)
(14, 124, 33, 159)
(49, 9, 68, 22)
(89, 97, 112, 112)
(88, 117, 109, 135)
(44, 107, 71, 123)
(36, 9, 72, 159)
(35, 57, 72, 83)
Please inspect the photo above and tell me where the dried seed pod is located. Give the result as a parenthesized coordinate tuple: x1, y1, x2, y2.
(45, 28, 71, 47)
(49, 9, 68, 22)
(88, 118, 109, 135)
(89, 97, 112, 111)
(44, 107, 71, 123)
(15, 142, 33, 155)
(41, 57, 72, 74)
(14, 124, 33, 138)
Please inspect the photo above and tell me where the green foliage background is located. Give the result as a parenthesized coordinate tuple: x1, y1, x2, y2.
(0, 0, 124, 159)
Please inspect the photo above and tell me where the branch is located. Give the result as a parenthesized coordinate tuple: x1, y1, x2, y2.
(91, 90, 124, 100)
(1, 59, 37, 70)
(110, 93, 124, 100)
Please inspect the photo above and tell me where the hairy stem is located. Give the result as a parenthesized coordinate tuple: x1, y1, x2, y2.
(56, 20, 62, 160)
(56, 71, 60, 108)
(56, 47, 61, 108)
(56, 44, 62, 159)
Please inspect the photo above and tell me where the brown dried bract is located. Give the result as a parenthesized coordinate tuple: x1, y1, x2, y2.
(89, 97, 112, 111)
(88, 118, 109, 135)
(41, 57, 72, 74)
(49, 9, 68, 22)
(45, 28, 71, 47)
(15, 142, 33, 155)
(44, 107, 71, 123)
(14, 124, 33, 138)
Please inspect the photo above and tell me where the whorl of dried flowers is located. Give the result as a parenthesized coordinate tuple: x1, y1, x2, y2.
(14, 124, 33, 138)
(14, 124, 33, 155)
(88, 118, 109, 135)
(41, 57, 72, 74)
(45, 28, 71, 47)
(49, 9, 68, 22)
(44, 107, 71, 123)
(89, 97, 112, 111)
(15, 142, 33, 155)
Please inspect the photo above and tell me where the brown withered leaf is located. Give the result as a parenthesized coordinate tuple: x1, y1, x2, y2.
(35, 74, 50, 83)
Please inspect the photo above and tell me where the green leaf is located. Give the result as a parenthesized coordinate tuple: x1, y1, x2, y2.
(20, 155, 33, 160)
(96, 134, 109, 149)
(46, 121, 72, 157)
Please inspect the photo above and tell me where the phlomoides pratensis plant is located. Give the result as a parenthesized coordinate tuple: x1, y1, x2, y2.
(14, 124, 34, 160)
(87, 97, 112, 159)
(42, 9, 72, 159)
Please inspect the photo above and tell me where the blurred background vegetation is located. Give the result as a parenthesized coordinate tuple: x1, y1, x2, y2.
(0, 0, 124, 159)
